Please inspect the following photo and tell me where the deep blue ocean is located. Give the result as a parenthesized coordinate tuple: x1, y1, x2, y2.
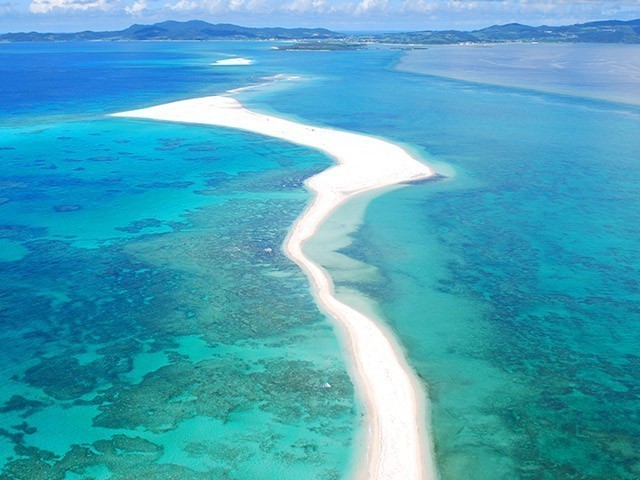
(1, 41, 639, 479)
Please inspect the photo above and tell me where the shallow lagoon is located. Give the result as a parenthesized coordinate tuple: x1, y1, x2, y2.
(0, 90, 357, 477)
(298, 46, 640, 479)
(2, 41, 640, 479)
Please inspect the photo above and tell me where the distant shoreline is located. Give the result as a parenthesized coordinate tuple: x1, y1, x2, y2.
(2, 18, 639, 44)
(112, 95, 438, 479)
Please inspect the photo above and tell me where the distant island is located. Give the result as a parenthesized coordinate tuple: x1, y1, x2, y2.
(0, 20, 340, 42)
(360, 19, 640, 44)
(1, 18, 639, 44)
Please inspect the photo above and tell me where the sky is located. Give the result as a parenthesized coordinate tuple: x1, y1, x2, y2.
(0, 0, 639, 33)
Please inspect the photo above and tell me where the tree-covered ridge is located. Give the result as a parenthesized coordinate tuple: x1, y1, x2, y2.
(1, 18, 639, 44)
(356, 19, 640, 44)
(0, 19, 343, 42)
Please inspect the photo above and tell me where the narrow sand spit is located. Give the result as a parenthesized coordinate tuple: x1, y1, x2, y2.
(112, 96, 437, 480)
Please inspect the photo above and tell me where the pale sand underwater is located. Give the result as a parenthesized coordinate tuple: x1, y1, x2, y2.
(112, 96, 437, 480)
(211, 58, 254, 66)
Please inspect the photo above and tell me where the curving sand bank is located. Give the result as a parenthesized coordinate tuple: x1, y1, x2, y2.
(112, 96, 437, 480)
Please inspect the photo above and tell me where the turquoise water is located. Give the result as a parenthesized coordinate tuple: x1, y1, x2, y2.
(279, 47, 640, 478)
(0, 43, 358, 479)
(240, 45, 640, 478)
(0, 41, 275, 121)
(2, 41, 640, 479)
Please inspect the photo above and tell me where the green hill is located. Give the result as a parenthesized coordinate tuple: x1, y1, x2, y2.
(0, 20, 343, 42)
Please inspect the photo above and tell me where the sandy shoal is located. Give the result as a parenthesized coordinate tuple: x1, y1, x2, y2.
(211, 58, 253, 66)
(112, 96, 437, 480)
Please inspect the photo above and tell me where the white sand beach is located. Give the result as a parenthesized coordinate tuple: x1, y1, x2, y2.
(211, 57, 253, 66)
(112, 96, 437, 480)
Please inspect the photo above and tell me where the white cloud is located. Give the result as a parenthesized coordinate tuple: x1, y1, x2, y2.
(23, 0, 640, 29)
(29, 0, 113, 12)
(125, 0, 146, 13)
(118, 0, 640, 23)
(285, 0, 331, 14)
(166, 0, 197, 10)
(354, 0, 390, 14)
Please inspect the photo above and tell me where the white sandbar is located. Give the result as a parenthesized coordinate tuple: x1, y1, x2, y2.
(112, 96, 437, 480)
(211, 57, 253, 66)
